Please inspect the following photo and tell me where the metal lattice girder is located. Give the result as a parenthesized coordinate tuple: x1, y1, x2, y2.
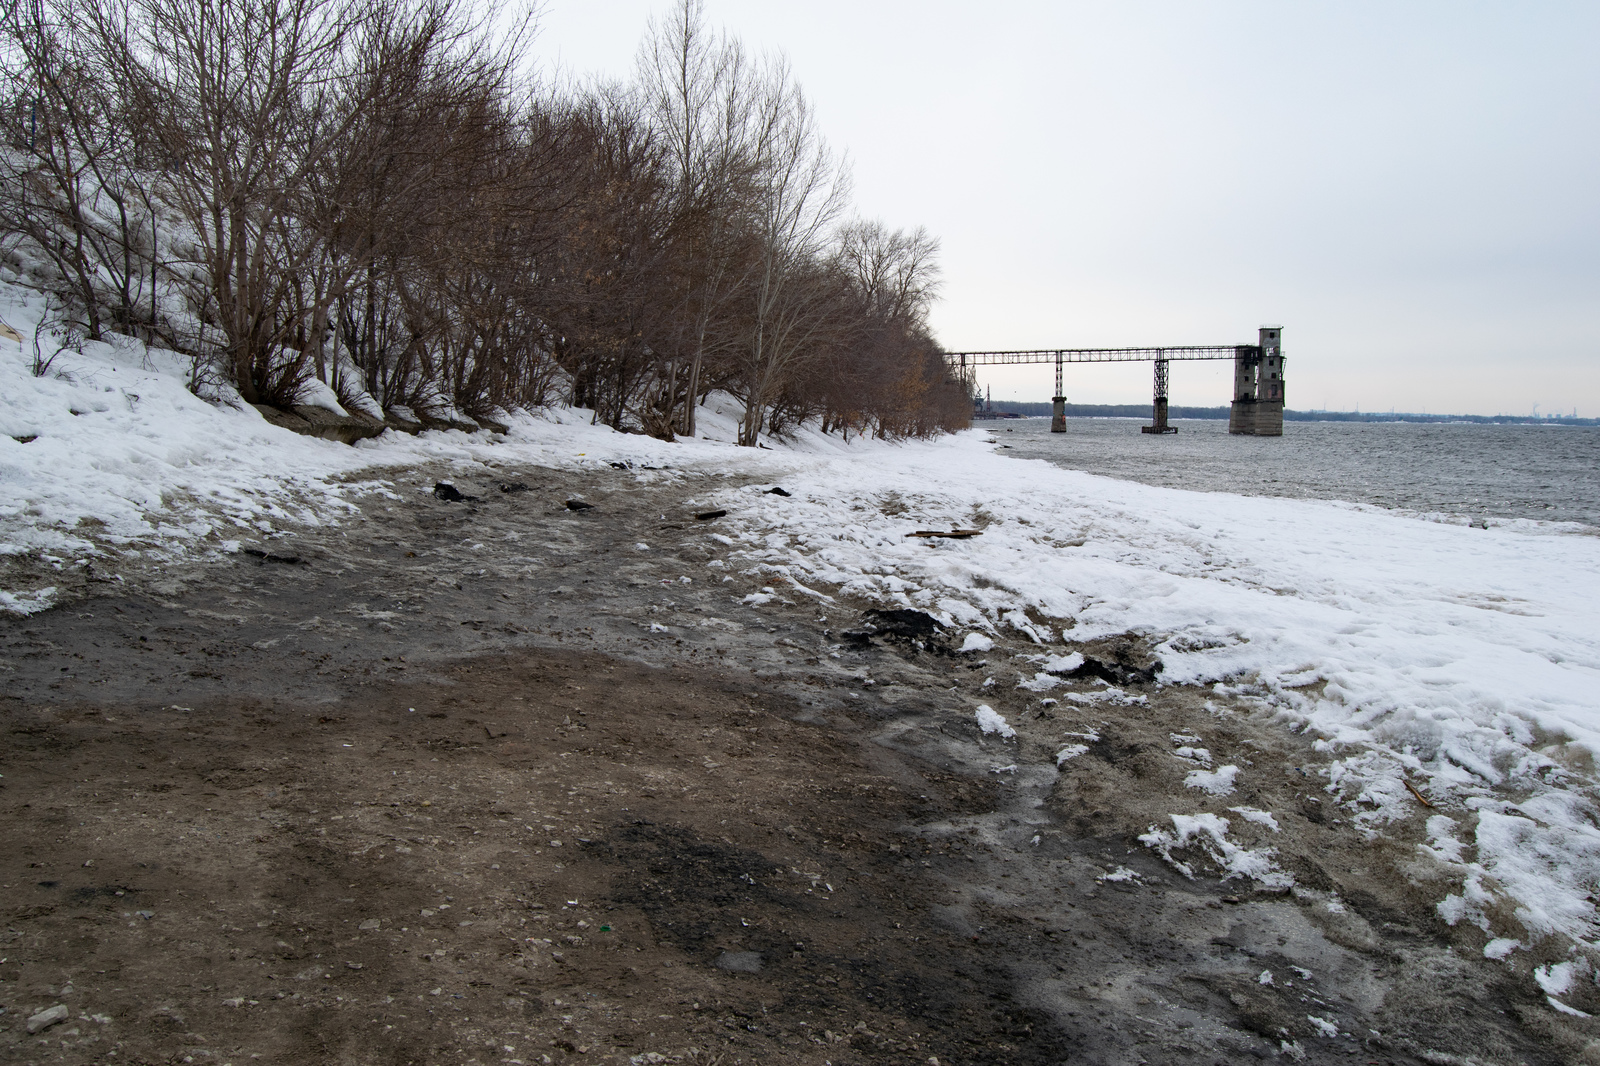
(949, 345, 1255, 367)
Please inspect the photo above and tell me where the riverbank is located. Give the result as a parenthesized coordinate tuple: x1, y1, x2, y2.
(1, 430, 1596, 1063)
(6, 333, 1600, 1061)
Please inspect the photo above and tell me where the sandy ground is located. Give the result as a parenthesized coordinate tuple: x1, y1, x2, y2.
(1, 458, 1590, 1065)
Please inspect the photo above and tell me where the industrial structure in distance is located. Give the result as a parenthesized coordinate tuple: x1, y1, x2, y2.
(950, 326, 1286, 436)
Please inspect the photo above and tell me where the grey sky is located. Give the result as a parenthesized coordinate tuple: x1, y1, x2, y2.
(534, 2, 1599, 416)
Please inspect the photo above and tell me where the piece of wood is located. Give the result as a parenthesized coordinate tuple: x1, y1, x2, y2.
(906, 529, 983, 539)
(1403, 779, 1435, 808)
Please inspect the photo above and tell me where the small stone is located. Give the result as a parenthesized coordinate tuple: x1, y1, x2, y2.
(358, 919, 381, 931)
(136, 910, 154, 919)
(26, 1004, 69, 1033)
(82, 859, 94, 867)
(346, 961, 363, 970)
(714, 951, 763, 973)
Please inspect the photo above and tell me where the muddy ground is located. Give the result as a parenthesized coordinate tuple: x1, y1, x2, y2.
(1, 458, 1592, 1065)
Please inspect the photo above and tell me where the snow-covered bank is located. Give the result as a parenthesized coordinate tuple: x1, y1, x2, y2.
(6, 304, 1600, 995)
(698, 432, 1600, 975)
(0, 288, 858, 609)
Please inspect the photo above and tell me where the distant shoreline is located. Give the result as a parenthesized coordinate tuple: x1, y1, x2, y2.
(976, 403, 1599, 427)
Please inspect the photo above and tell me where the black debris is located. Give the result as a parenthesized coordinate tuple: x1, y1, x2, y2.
(433, 482, 478, 502)
(498, 482, 531, 493)
(841, 608, 947, 649)
(1067, 655, 1163, 686)
(609, 461, 630, 470)
(242, 548, 304, 565)
(565, 499, 595, 511)
(12, 434, 37, 444)
(863, 608, 944, 639)
(695, 509, 728, 521)
(766, 487, 792, 497)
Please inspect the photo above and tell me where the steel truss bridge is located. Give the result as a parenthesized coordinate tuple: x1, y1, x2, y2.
(945, 344, 1267, 434)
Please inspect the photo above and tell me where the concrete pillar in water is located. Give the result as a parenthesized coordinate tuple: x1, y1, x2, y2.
(1051, 350, 1066, 432)
(1229, 326, 1285, 435)
(1255, 326, 1285, 436)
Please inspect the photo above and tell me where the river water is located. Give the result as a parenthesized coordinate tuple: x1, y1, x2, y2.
(984, 417, 1600, 528)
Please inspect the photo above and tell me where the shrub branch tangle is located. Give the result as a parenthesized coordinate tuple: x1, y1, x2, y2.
(0, 0, 971, 441)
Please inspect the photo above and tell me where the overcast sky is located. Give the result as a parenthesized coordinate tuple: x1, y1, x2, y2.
(532, 1, 1599, 416)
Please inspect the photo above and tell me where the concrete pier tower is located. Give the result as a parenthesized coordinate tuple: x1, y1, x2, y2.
(1228, 325, 1285, 435)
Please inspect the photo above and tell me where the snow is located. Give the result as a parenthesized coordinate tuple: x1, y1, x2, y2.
(1483, 938, 1521, 960)
(1139, 813, 1291, 888)
(1039, 652, 1084, 674)
(1229, 806, 1282, 832)
(1534, 959, 1579, 996)
(7, 272, 1600, 989)
(959, 632, 994, 653)
(1184, 764, 1240, 795)
(1055, 744, 1090, 765)
(975, 705, 1016, 739)
(1548, 997, 1591, 1018)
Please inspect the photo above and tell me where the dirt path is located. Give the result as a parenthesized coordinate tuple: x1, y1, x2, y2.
(0, 460, 1584, 1065)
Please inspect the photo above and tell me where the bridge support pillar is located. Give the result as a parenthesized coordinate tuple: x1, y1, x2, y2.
(1050, 351, 1066, 432)
(1141, 357, 1177, 434)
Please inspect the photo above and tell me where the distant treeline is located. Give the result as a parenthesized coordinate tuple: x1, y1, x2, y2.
(0, 0, 971, 444)
(981, 402, 1599, 427)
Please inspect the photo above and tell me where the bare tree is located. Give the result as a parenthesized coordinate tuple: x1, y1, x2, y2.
(636, 0, 763, 437)
(92, 0, 382, 404)
(734, 60, 848, 446)
(0, 0, 164, 341)
(836, 219, 940, 328)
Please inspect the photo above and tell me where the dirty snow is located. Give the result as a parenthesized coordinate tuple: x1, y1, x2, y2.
(1138, 813, 1291, 888)
(1055, 744, 1090, 765)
